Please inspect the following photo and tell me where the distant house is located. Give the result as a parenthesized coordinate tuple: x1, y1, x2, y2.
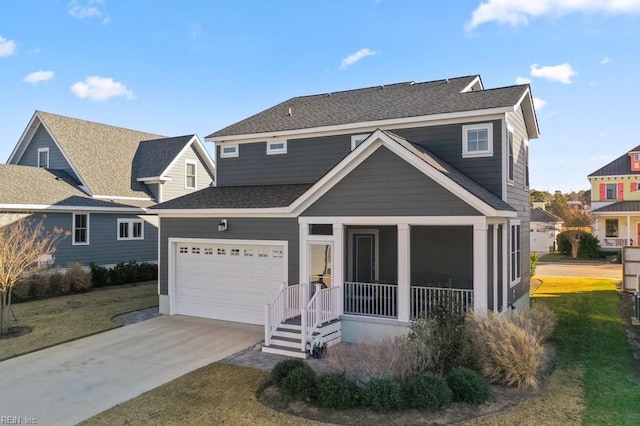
(588, 146, 640, 249)
(152, 75, 539, 357)
(530, 200, 563, 253)
(2, 111, 215, 268)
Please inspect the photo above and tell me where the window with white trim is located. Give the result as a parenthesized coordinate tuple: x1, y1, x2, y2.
(267, 140, 287, 155)
(351, 134, 369, 151)
(507, 130, 514, 182)
(73, 213, 89, 245)
(220, 144, 239, 158)
(117, 218, 144, 240)
(38, 147, 49, 168)
(510, 221, 521, 284)
(605, 219, 619, 237)
(605, 183, 618, 200)
(524, 140, 529, 188)
(462, 123, 493, 158)
(185, 160, 196, 189)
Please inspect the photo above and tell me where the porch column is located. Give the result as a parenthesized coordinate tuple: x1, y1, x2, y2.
(397, 223, 410, 322)
(492, 224, 499, 313)
(333, 223, 344, 315)
(299, 223, 309, 285)
(502, 222, 509, 311)
(627, 215, 631, 245)
(473, 222, 488, 315)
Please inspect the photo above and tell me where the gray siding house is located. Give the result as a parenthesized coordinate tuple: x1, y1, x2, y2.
(2, 111, 215, 268)
(153, 75, 539, 357)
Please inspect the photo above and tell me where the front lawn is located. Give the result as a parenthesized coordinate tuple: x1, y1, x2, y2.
(83, 277, 640, 425)
(537, 252, 603, 263)
(0, 282, 158, 361)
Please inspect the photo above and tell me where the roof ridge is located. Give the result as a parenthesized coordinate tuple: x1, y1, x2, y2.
(37, 110, 165, 138)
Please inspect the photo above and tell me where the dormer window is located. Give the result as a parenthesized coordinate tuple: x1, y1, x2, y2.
(267, 140, 287, 155)
(220, 144, 239, 158)
(462, 123, 493, 158)
(630, 152, 640, 172)
(38, 147, 49, 168)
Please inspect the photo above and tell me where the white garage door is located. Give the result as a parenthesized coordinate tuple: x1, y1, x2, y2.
(174, 241, 286, 325)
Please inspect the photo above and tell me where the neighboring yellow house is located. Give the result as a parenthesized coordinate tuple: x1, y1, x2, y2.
(589, 147, 640, 249)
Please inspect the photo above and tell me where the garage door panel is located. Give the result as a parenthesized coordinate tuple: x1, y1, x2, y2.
(174, 241, 286, 325)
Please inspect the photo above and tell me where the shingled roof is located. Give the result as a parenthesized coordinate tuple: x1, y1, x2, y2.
(35, 111, 165, 198)
(208, 75, 534, 139)
(133, 135, 195, 179)
(588, 145, 640, 177)
(531, 207, 563, 223)
(0, 165, 150, 209)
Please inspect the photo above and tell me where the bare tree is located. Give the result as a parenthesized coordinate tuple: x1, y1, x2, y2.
(0, 217, 66, 335)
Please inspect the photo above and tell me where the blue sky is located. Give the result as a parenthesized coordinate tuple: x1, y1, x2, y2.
(1, 0, 639, 193)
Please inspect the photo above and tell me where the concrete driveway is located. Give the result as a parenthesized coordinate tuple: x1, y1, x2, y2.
(0, 315, 262, 426)
(536, 262, 622, 280)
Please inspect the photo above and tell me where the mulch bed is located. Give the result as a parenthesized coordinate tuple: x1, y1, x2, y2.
(0, 326, 32, 339)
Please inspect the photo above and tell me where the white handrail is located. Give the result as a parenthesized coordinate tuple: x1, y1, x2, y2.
(302, 284, 340, 352)
(264, 283, 305, 346)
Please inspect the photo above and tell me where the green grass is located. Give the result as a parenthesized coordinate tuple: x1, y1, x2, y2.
(537, 252, 603, 263)
(534, 276, 640, 425)
(0, 282, 158, 361)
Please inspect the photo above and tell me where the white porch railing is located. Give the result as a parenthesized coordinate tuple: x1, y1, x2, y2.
(264, 283, 306, 346)
(410, 286, 474, 320)
(344, 281, 398, 318)
(301, 284, 341, 352)
(602, 238, 628, 248)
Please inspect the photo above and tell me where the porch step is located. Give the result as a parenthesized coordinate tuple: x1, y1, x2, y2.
(269, 335, 303, 349)
(262, 344, 308, 359)
(272, 327, 301, 340)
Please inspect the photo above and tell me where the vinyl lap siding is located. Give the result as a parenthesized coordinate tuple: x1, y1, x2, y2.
(162, 146, 214, 202)
(38, 212, 158, 267)
(17, 125, 79, 180)
(302, 146, 481, 216)
(217, 135, 351, 186)
(506, 106, 531, 304)
(158, 217, 299, 294)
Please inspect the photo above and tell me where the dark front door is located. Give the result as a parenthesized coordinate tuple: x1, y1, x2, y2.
(353, 234, 376, 282)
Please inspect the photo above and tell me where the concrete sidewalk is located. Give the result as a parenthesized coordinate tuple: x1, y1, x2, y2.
(0, 315, 262, 426)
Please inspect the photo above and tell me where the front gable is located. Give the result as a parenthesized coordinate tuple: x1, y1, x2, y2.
(161, 144, 216, 201)
(302, 145, 481, 217)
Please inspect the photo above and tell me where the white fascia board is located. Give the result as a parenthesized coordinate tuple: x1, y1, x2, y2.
(298, 216, 488, 226)
(207, 107, 512, 144)
(7, 112, 40, 163)
(136, 176, 172, 183)
(0, 204, 147, 213)
(460, 76, 483, 92)
(514, 88, 540, 139)
(591, 210, 640, 216)
(92, 195, 154, 201)
(155, 208, 293, 218)
(159, 135, 216, 179)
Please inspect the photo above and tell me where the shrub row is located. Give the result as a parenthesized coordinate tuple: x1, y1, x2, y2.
(271, 360, 491, 412)
(12, 263, 91, 301)
(90, 261, 157, 287)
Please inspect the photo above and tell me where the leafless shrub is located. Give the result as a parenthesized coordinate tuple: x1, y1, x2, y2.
(27, 273, 51, 299)
(48, 270, 70, 296)
(467, 312, 543, 390)
(66, 263, 92, 293)
(10, 280, 31, 301)
(509, 303, 557, 343)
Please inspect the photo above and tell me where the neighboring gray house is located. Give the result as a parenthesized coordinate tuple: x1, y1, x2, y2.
(530, 201, 563, 253)
(152, 75, 539, 357)
(2, 110, 215, 268)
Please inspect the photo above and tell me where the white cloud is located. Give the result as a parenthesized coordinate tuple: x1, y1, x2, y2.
(23, 70, 55, 84)
(68, 0, 110, 24)
(530, 63, 577, 84)
(70, 76, 134, 101)
(600, 56, 612, 64)
(515, 76, 531, 85)
(0, 36, 17, 57)
(340, 48, 378, 69)
(467, 0, 640, 29)
(533, 97, 547, 110)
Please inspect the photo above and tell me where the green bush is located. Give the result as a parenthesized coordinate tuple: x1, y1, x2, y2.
(447, 367, 492, 405)
(137, 262, 158, 281)
(66, 263, 92, 293)
(48, 271, 70, 296)
(317, 373, 359, 409)
(360, 378, 403, 412)
(271, 359, 307, 387)
(90, 263, 110, 287)
(402, 373, 452, 411)
(530, 252, 538, 277)
(282, 365, 318, 399)
(577, 233, 600, 259)
(557, 232, 572, 254)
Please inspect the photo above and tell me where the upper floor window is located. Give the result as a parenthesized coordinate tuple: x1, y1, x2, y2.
(600, 182, 622, 200)
(351, 134, 369, 151)
(118, 218, 144, 240)
(510, 220, 521, 285)
(507, 130, 514, 182)
(73, 213, 89, 245)
(220, 144, 239, 158)
(524, 141, 530, 188)
(38, 147, 49, 168)
(185, 161, 196, 189)
(462, 123, 493, 158)
(267, 140, 287, 155)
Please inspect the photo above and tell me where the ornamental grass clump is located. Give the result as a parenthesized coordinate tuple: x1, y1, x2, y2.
(509, 303, 557, 343)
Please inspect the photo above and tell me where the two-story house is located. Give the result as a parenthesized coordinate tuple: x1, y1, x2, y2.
(2, 111, 216, 268)
(589, 146, 640, 249)
(152, 75, 539, 357)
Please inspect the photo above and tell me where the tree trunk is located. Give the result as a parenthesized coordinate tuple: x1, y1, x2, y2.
(0, 290, 7, 336)
(571, 239, 579, 259)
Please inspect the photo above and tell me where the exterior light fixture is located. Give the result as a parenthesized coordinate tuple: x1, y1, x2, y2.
(218, 219, 228, 232)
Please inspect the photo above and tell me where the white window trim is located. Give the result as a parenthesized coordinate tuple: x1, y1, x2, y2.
(184, 160, 197, 189)
(220, 144, 239, 158)
(38, 147, 49, 168)
(72, 213, 90, 246)
(351, 134, 369, 151)
(509, 219, 521, 287)
(462, 123, 493, 158)
(266, 140, 287, 155)
(524, 138, 530, 189)
(507, 127, 514, 184)
(117, 218, 144, 241)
